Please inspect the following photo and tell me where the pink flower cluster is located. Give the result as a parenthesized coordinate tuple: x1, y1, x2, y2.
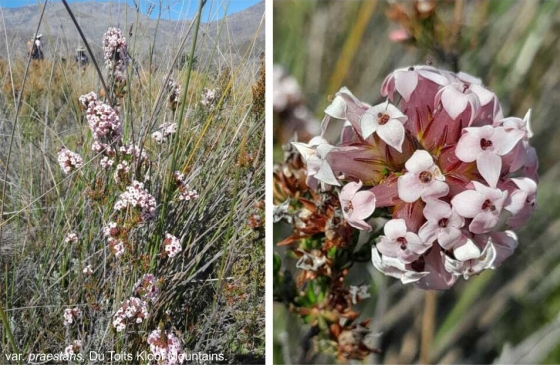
(103, 27, 129, 72)
(57, 148, 83, 175)
(163, 233, 182, 258)
(173, 171, 199, 201)
(200, 88, 217, 107)
(112, 296, 149, 332)
(63, 307, 82, 326)
(295, 66, 538, 290)
(80, 92, 122, 142)
(103, 221, 125, 257)
(64, 232, 78, 244)
(147, 329, 185, 365)
(64, 340, 82, 355)
(133, 274, 160, 303)
(152, 122, 178, 144)
(114, 181, 157, 221)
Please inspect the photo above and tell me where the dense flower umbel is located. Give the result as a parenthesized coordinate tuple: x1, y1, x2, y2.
(63, 307, 82, 326)
(103, 27, 129, 71)
(163, 233, 182, 258)
(114, 181, 157, 221)
(112, 296, 149, 332)
(80, 92, 122, 142)
(295, 66, 538, 290)
(147, 329, 185, 365)
(58, 148, 83, 175)
(133, 274, 160, 303)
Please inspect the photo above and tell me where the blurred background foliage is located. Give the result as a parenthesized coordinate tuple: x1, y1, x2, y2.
(273, 0, 560, 363)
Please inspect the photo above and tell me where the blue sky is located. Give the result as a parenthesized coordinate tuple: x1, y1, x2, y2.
(0, 0, 261, 20)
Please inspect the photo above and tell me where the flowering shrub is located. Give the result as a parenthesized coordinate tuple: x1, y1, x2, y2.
(293, 66, 538, 289)
(147, 329, 185, 365)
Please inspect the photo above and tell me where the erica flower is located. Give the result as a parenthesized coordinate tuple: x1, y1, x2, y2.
(114, 181, 157, 221)
(65, 340, 82, 356)
(418, 199, 464, 250)
(64, 232, 78, 244)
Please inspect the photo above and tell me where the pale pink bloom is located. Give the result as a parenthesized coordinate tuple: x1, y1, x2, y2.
(85, 100, 122, 142)
(201, 88, 217, 107)
(164, 233, 182, 258)
(455, 125, 524, 187)
(451, 181, 508, 234)
(381, 65, 449, 103)
(398, 150, 448, 203)
(148, 329, 185, 364)
(112, 297, 149, 332)
(292, 137, 340, 188)
(114, 180, 157, 221)
(323, 87, 370, 136)
(83, 264, 93, 275)
(434, 82, 481, 124)
(103, 27, 128, 71)
(79, 91, 97, 110)
(360, 102, 408, 152)
(100, 156, 114, 169)
(389, 28, 411, 43)
(65, 340, 82, 355)
(133, 274, 160, 303)
(456, 72, 503, 126)
(371, 247, 430, 284)
(503, 177, 537, 229)
(108, 237, 125, 257)
(339, 181, 376, 231)
(58, 148, 83, 175)
(63, 307, 82, 326)
(488, 230, 518, 268)
(499, 110, 534, 173)
(444, 238, 496, 280)
(377, 219, 431, 263)
(414, 247, 458, 290)
(64, 232, 78, 244)
(418, 199, 464, 250)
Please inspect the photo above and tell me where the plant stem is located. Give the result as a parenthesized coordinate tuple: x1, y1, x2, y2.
(420, 290, 437, 364)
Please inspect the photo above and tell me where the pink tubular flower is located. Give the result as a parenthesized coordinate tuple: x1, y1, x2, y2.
(371, 247, 430, 284)
(360, 102, 408, 152)
(64, 340, 82, 356)
(339, 181, 376, 231)
(451, 181, 508, 234)
(418, 199, 464, 250)
(455, 125, 524, 187)
(292, 137, 340, 188)
(296, 66, 538, 290)
(398, 150, 448, 203)
(377, 219, 431, 263)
